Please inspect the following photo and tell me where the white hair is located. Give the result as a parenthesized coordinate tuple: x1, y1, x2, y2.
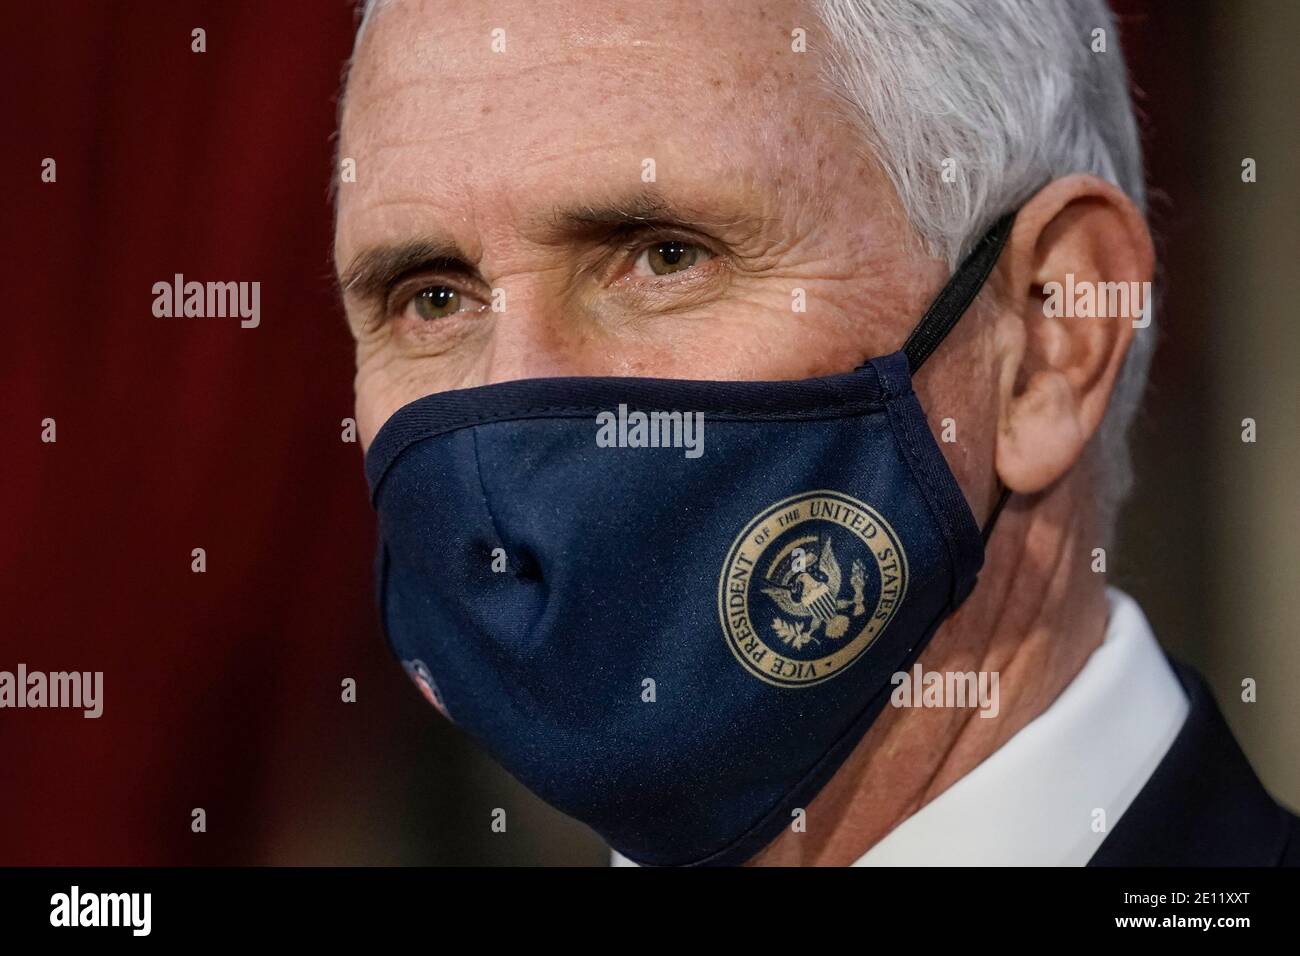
(351, 0, 1152, 530)
(355, 0, 384, 44)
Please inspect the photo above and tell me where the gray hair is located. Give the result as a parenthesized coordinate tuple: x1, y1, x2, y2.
(814, 0, 1151, 533)
(351, 0, 1152, 530)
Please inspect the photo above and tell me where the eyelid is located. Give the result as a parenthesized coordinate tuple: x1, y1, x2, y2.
(614, 230, 723, 281)
(618, 224, 719, 253)
(385, 272, 486, 318)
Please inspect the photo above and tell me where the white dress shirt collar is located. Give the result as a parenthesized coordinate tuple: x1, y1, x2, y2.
(853, 587, 1189, 866)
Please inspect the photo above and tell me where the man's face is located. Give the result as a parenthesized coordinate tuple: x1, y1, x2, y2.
(336, 0, 997, 490)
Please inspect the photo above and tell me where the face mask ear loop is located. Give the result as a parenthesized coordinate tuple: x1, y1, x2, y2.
(902, 211, 1017, 376)
(980, 484, 1012, 545)
(897, 210, 1017, 548)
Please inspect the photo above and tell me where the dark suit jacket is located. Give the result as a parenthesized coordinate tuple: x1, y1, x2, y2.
(1088, 658, 1300, 865)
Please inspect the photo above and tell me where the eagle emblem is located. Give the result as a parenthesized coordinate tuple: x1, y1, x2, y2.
(761, 536, 867, 649)
(719, 491, 908, 687)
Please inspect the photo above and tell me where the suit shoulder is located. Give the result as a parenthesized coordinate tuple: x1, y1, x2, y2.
(1280, 805, 1300, 866)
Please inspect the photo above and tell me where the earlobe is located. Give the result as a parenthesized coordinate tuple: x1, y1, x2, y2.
(992, 175, 1155, 495)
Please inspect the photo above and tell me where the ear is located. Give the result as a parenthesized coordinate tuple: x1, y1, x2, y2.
(991, 175, 1155, 494)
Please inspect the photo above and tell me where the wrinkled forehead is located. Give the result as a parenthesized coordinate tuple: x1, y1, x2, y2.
(336, 0, 843, 234)
(345, 0, 825, 112)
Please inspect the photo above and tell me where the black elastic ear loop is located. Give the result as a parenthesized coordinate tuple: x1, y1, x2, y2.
(981, 485, 1012, 545)
(900, 211, 1018, 544)
(902, 211, 1016, 375)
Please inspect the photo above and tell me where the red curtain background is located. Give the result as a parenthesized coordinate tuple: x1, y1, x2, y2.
(1, 1, 387, 864)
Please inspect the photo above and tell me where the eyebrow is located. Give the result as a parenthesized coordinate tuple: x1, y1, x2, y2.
(551, 191, 751, 233)
(337, 238, 469, 303)
(336, 188, 769, 300)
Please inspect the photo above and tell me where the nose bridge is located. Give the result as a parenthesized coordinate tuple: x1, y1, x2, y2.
(470, 180, 599, 384)
(480, 283, 595, 384)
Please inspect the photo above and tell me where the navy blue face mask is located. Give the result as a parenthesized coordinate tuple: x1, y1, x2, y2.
(365, 212, 1015, 867)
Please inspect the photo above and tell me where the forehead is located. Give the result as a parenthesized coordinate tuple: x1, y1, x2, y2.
(337, 0, 846, 252)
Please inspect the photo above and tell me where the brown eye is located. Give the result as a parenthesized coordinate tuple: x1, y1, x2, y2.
(638, 241, 708, 277)
(411, 285, 462, 320)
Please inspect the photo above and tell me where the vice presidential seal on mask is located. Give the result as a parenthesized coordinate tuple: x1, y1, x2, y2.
(720, 490, 908, 688)
(364, 211, 1016, 867)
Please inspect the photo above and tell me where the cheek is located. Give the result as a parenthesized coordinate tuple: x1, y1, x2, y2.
(352, 346, 412, 451)
(915, 347, 1001, 508)
(646, 285, 889, 382)
(352, 370, 384, 453)
(353, 327, 493, 448)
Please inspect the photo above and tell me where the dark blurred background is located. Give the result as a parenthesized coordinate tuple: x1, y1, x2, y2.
(1, 1, 1295, 865)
